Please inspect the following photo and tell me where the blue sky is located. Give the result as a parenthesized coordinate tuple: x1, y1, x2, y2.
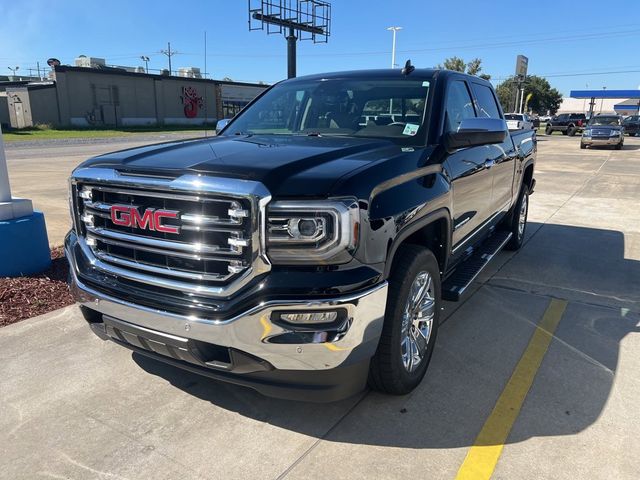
(1, 0, 639, 95)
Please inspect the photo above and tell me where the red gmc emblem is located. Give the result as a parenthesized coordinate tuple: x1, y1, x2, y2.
(110, 205, 180, 234)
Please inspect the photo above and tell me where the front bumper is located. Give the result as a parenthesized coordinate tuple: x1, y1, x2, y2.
(582, 136, 622, 146)
(66, 232, 388, 401)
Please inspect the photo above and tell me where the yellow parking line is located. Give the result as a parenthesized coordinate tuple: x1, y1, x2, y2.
(454, 298, 568, 480)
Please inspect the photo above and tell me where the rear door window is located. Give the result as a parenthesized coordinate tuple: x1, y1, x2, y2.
(471, 83, 502, 119)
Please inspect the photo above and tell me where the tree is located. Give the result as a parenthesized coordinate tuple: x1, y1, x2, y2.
(495, 75, 562, 114)
(436, 56, 490, 80)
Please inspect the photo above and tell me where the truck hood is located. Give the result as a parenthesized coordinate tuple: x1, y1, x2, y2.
(79, 134, 402, 197)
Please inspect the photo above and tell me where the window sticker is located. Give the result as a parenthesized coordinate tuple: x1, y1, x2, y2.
(402, 123, 420, 136)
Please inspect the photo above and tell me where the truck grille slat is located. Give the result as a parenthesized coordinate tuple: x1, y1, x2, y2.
(93, 251, 233, 282)
(86, 226, 243, 255)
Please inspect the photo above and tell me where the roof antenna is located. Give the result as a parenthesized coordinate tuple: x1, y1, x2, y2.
(402, 59, 415, 75)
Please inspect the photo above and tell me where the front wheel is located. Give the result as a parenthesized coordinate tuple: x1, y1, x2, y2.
(504, 186, 529, 251)
(369, 245, 440, 395)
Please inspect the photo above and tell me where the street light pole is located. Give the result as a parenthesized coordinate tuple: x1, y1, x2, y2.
(386, 26, 402, 69)
(7, 66, 19, 80)
(140, 56, 150, 73)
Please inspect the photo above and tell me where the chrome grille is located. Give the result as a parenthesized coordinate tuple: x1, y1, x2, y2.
(70, 168, 271, 298)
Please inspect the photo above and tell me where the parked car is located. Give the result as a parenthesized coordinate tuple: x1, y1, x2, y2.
(531, 115, 541, 128)
(504, 113, 534, 130)
(545, 113, 587, 136)
(581, 114, 625, 149)
(65, 68, 536, 401)
(622, 115, 640, 136)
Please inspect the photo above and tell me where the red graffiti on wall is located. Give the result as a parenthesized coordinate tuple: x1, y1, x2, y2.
(181, 86, 204, 118)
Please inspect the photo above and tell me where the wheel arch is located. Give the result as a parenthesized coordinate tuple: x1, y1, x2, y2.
(384, 208, 451, 279)
(522, 162, 535, 192)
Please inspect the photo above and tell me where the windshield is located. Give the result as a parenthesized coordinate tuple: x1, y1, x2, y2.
(223, 77, 431, 144)
(504, 114, 523, 120)
(589, 116, 621, 126)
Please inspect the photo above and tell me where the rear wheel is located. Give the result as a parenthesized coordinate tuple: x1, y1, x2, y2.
(545, 126, 552, 135)
(369, 245, 440, 395)
(580, 142, 586, 149)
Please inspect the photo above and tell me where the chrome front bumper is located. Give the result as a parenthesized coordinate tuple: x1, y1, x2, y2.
(582, 136, 621, 146)
(66, 232, 388, 372)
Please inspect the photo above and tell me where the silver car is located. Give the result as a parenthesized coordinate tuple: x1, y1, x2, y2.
(580, 115, 624, 150)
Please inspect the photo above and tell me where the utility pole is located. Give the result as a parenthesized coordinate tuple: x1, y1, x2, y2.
(160, 43, 177, 75)
(387, 26, 402, 68)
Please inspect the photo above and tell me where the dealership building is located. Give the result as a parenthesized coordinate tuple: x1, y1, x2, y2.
(0, 63, 268, 129)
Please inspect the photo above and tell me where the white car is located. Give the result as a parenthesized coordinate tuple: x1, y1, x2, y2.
(504, 113, 534, 130)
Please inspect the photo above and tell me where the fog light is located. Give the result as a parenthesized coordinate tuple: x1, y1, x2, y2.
(279, 311, 338, 324)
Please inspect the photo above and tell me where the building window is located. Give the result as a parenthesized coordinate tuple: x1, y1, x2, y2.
(222, 100, 248, 119)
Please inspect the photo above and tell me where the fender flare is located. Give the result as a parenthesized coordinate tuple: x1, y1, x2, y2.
(383, 207, 452, 279)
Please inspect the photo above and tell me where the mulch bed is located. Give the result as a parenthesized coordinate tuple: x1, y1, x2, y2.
(0, 247, 74, 327)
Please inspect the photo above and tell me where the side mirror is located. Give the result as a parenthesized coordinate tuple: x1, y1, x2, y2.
(445, 118, 508, 152)
(215, 118, 231, 134)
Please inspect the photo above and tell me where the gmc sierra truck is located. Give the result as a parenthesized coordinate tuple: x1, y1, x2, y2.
(65, 67, 536, 402)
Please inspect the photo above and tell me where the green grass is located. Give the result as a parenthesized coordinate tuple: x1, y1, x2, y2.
(2, 125, 213, 142)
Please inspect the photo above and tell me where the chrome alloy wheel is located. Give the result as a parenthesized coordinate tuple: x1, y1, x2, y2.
(401, 271, 436, 373)
(518, 193, 528, 240)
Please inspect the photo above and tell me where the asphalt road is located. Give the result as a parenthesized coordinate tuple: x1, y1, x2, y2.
(1, 134, 639, 479)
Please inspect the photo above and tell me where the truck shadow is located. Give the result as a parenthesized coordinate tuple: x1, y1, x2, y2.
(133, 222, 639, 449)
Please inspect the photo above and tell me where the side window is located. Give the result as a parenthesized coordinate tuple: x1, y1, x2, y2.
(445, 80, 476, 132)
(472, 83, 502, 119)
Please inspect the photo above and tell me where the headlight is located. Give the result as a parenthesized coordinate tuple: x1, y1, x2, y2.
(610, 130, 621, 136)
(266, 199, 359, 264)
(583, 129, 592, 137)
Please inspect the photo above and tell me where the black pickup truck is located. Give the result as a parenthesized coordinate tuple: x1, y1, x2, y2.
(65, 68, 536, 401)
(545, 113, 586, 136)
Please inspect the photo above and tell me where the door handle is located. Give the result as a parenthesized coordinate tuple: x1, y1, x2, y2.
(484, 159, 495, 169)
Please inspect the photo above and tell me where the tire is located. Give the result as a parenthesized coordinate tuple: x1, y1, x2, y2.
(545, 126, 552, 135)
(369, 245, 440, 395)
(615, 142, 623, 150)
(504, 186, 529, 251)
(567, 126, 576, 136)
(580, 142, 586, 149)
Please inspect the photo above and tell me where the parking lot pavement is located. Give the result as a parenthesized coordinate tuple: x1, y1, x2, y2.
(1, 134, 639, 479)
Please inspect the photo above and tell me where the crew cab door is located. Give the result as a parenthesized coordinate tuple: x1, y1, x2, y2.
(470, 81, 518, 216)
(443, 79, 494, 250)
